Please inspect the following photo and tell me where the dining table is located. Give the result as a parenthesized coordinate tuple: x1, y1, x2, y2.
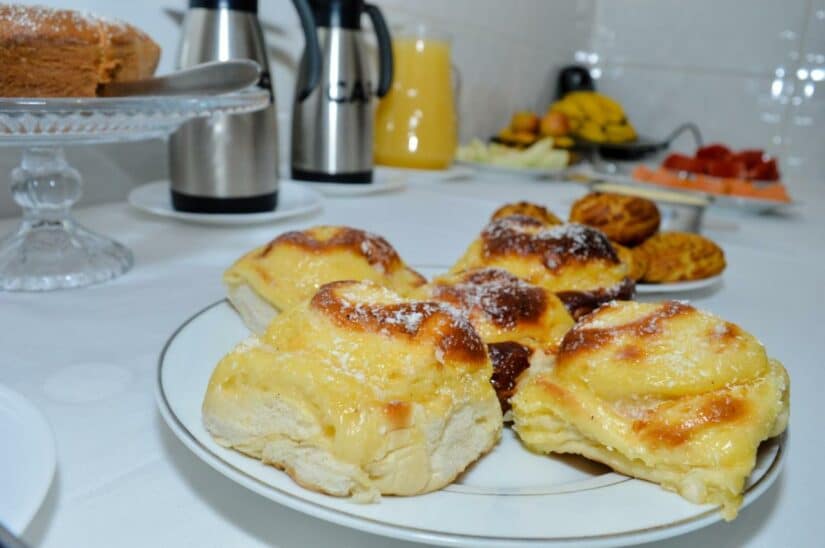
(2, 169, 823, 548)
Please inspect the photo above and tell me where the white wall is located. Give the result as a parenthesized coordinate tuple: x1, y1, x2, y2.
(0, 0, 594, 217)
(586, 0, 824, 186)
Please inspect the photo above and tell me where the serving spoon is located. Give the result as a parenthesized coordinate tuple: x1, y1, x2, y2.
(98, 60, 261, 98)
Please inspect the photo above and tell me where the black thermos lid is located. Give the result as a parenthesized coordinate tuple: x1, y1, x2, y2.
(189, 0, 258, 12)
(310, 0, 365, 29)
(557, 65, 595, 99)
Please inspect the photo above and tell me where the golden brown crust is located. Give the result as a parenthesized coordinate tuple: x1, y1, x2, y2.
(490, 202, 562, 225)
(554, 277, 636, 320)
(426, 268, 548, 330)
(639, 232, 726, 283)
(0, 5, 159, 97)
(263, 227, 423, 281)
(630, 245, 650, 281)
(558, 300, 694, 362)
(225, 226, 427, 319)
(451, 218, 630, 298)
(569, 192, 661, 246)
(481, 217, 620, 268)
(631, 394, 748, 448)
(311, 280, 487, 365)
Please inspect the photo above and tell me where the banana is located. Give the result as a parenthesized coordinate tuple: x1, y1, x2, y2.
(604, 123, 636, 143)
(566, 92, 608, 125)
(544, 91, 634, 143)
(578, 120, 607, 143)
(592, 92, 625, 123)
(550, 100, 585, 121)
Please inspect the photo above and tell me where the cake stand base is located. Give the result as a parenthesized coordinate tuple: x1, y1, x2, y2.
(0, 147, 132, 291)
(0, 219, 132, 291)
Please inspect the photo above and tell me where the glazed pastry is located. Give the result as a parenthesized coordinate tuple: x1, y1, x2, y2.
(512, 301, 789, 520)
(490, 201, 562, 225)
(451, 216, 634, 319)
(639, 231, 726, 283)
(569, 192, 660, 246)
(224, 226, 426, 333)
(203, 280, 502, 501)
(630, 245, 650, 282)
(613, 241, 648, 282)
(0, 5, 160, 97)
(412, 268, 574, 411)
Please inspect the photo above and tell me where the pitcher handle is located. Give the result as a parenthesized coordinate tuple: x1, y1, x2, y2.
(293, 0, 322, 100)
(364, 3, 393, 97)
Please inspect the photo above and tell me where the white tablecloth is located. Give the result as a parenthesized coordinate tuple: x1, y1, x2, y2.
(2, 175, 823, 547)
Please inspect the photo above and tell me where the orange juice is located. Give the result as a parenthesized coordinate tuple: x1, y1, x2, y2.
(374, 36, 457, 169)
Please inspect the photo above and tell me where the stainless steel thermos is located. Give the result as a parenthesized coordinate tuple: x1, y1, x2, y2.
(291, 0, 393, 183)
(169, 0, 321, 212)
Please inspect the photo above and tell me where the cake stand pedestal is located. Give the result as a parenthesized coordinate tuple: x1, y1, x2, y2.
(0, 92, 269, 291)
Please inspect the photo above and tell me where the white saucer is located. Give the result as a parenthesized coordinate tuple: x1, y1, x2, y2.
(288, 173, 406, 197)
(0, 384, 56, 535)
(128, 181, 323, 226)
(376, 165, 476, 184)
(636, 274, 723, 294)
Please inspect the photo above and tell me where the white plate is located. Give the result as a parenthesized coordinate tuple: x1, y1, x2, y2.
(455, 159, 573, 179)
(289, 173, 406, 197)
(376, 165, 476, 184)
(710, 193, 797, 214)
(0, 384, 56, 535)
(636, 274, 724, 294)
(584, 169, 796, 214)
(128, 181, 323, 226)
(156, 300, 784, 547)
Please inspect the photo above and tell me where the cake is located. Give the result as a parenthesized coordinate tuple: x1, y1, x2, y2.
(0, 4, 160, 97)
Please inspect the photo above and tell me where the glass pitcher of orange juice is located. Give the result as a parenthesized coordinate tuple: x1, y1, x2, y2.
(374, 25, 458, 170)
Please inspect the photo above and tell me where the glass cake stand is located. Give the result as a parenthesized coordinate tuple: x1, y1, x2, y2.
(0, 91, 269, 291)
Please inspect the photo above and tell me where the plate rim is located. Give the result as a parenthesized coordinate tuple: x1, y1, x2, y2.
(454, 159, 574, 178)
(286, 174, 407, 197)
(155, 300, 786, 547)
(128, 180, 323, 225)
(0, 383, 57, 535)
(584, 169, 798, 212)
(635, 273, 724, 294)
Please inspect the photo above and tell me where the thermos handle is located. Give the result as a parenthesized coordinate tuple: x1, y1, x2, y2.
(293, 0, 322, 100)
(364, 3, 393, 98)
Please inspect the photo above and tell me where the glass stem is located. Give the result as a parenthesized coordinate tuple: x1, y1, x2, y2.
(11, 147, 81, 225)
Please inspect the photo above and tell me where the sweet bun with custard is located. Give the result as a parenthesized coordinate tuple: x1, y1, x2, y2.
(203, 280, 502, 501)
(639, 231, 726, 283)
(569, 192, 661, 246)
(224, 226, 426, 333)
(451, 216, 634, 319)
(512, 300, 789, 520)
(411, 267, 574, 412)
(491, 201, 562, 225)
